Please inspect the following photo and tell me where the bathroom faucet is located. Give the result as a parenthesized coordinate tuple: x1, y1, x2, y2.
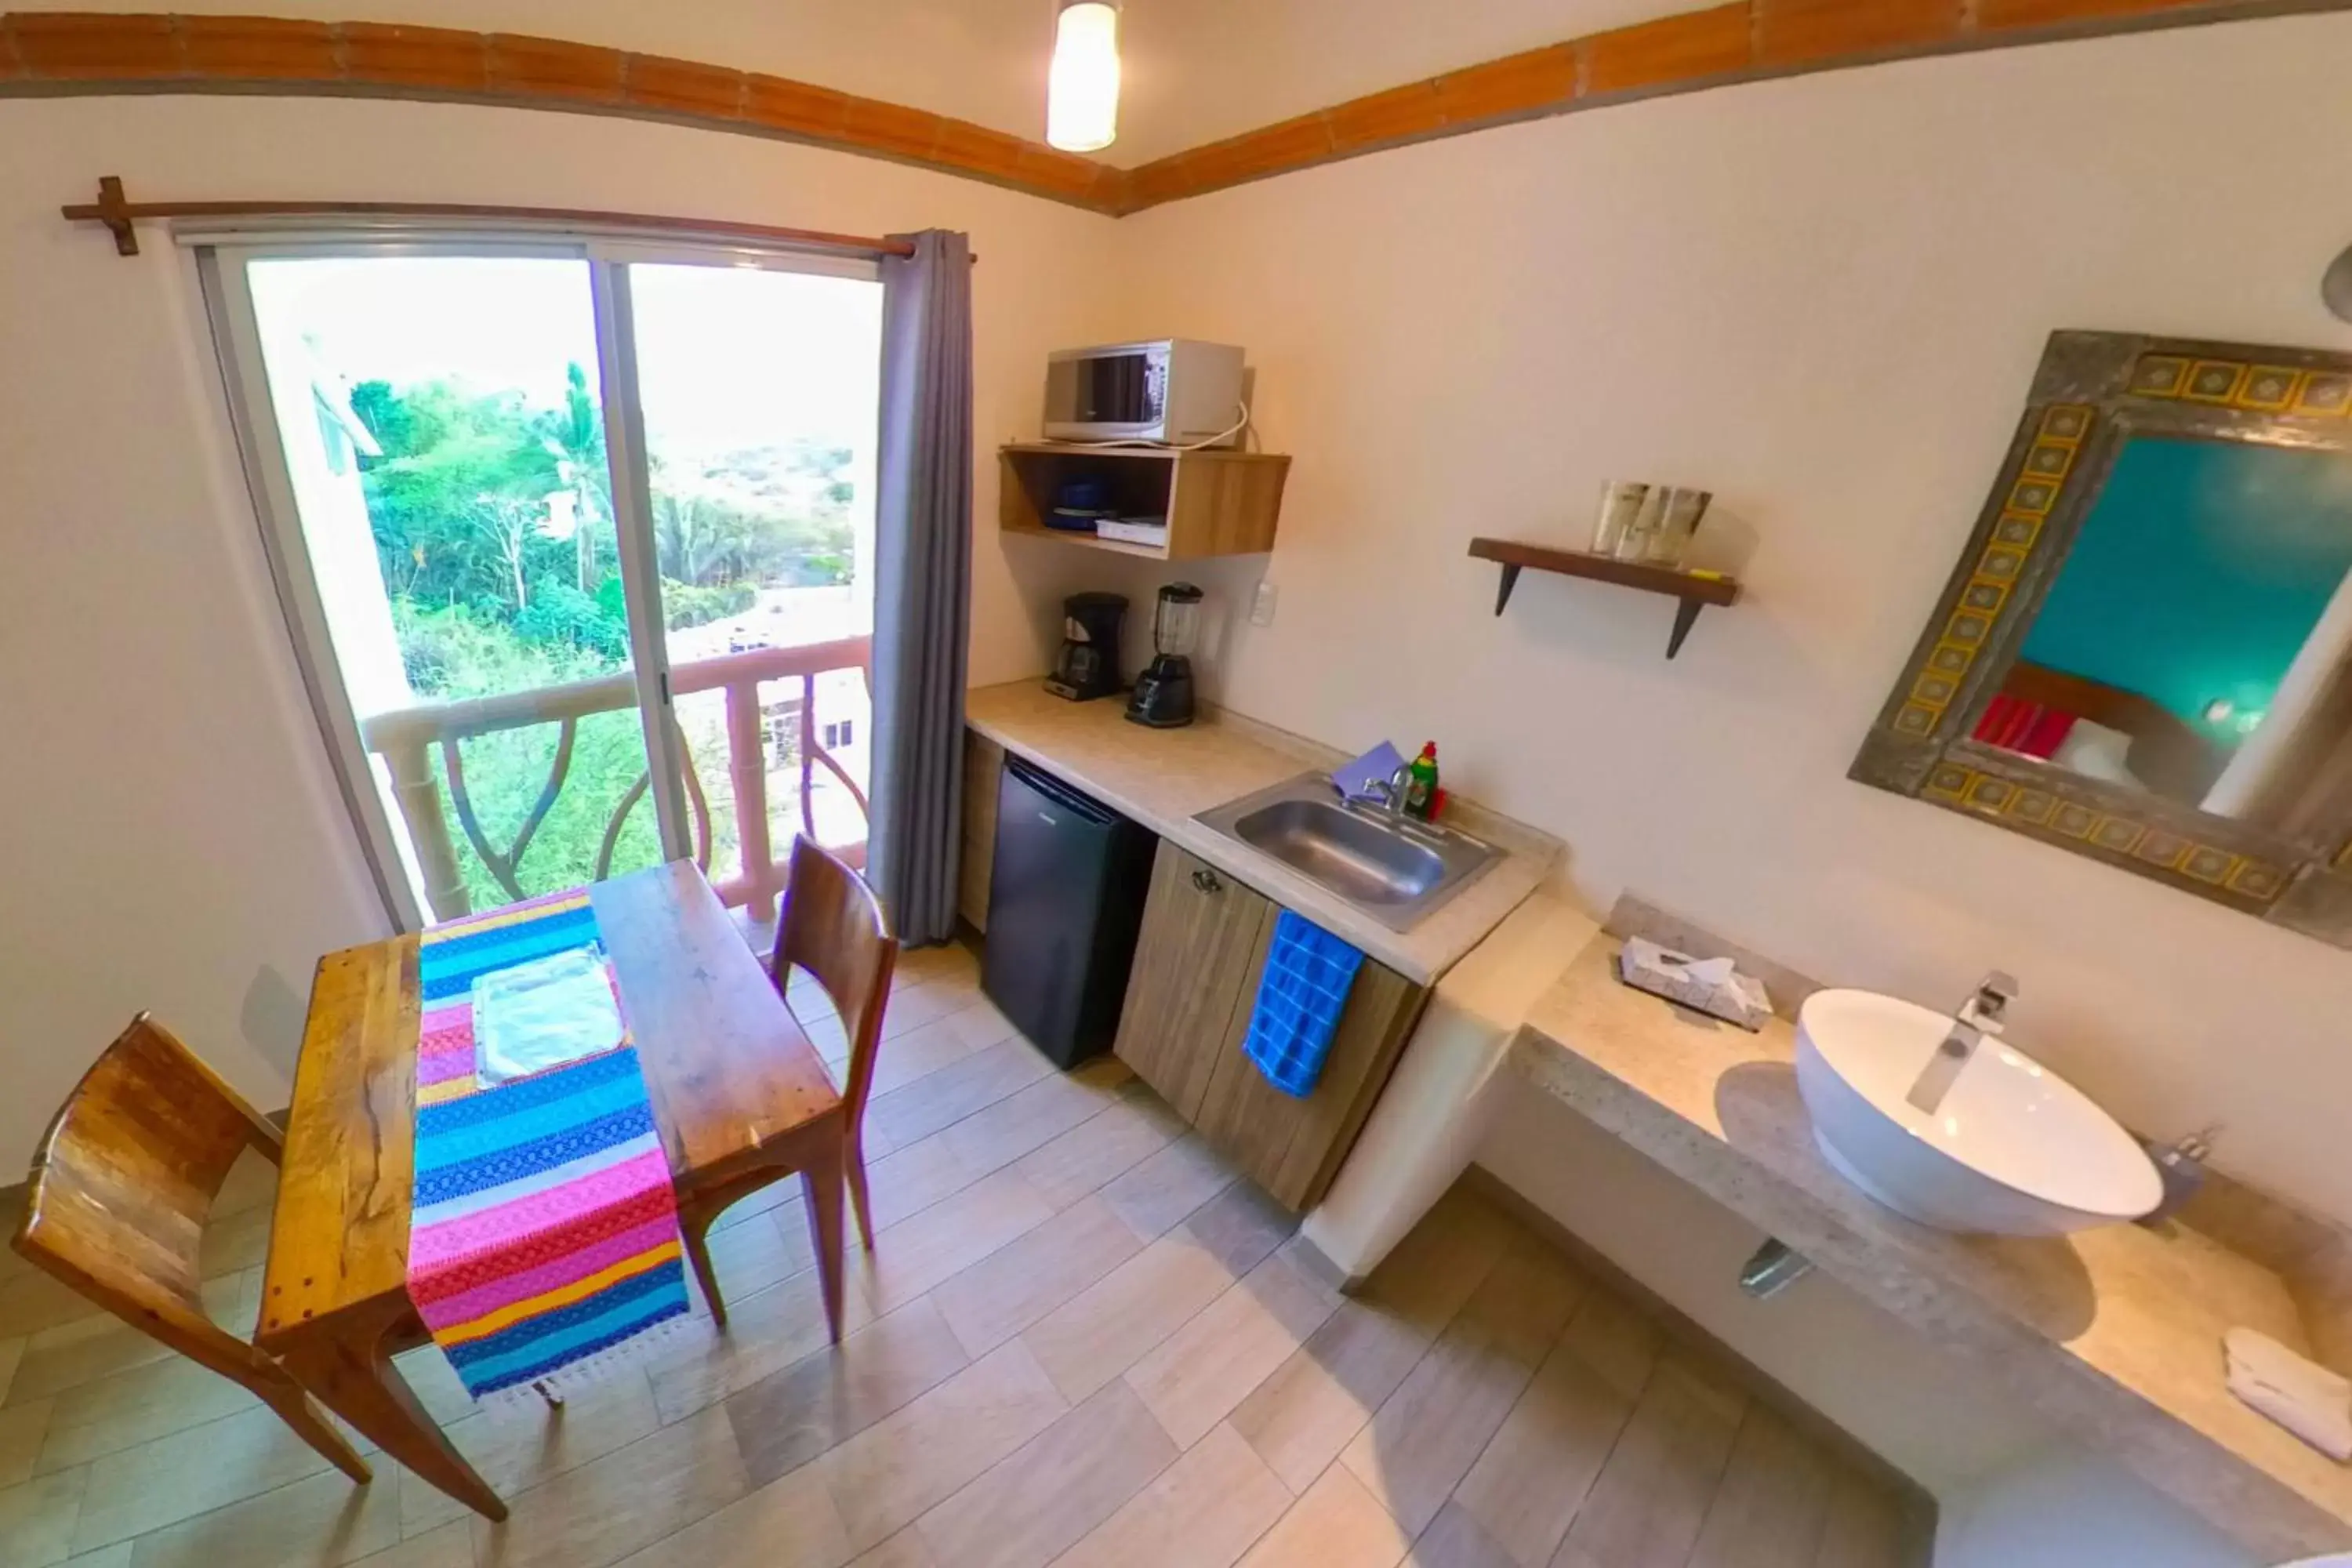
(1904, 971, 2019, 1115)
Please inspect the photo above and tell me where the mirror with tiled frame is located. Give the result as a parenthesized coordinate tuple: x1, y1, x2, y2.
(1851, 330, 2352, 948)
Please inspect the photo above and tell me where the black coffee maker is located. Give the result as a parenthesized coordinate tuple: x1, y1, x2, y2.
(1045, 593, 1127, 701)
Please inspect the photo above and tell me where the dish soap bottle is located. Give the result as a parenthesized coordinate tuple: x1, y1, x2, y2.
(1405, 742, 1440, 820)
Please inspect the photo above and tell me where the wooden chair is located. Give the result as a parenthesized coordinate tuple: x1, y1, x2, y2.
(12, 1014, 371, 1486)
(677, 836, 898, 1325)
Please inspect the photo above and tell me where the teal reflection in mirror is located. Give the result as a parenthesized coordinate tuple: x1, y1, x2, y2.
(1974, 435, 2352, 834)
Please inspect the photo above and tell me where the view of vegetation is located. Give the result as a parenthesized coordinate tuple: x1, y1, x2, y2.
(350, 365, 859, 909)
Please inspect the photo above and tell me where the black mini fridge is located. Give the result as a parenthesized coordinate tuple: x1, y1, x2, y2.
(980, 753, 1157, 1068)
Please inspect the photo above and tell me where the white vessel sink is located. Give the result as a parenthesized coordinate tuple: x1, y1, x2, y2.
(1794, 989, 2161, 1236)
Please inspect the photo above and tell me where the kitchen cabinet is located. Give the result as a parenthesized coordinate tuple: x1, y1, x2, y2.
(1115, 841, 1428, 1210)
(959, 728, 1004, 931)
(1114, 843, 1276, 1122)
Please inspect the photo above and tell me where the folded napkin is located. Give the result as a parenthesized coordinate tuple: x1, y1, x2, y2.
(1243, 911, 1366, 1098)
(473, 945, 626, 1085)
(2224, 1326, 2352, 1461)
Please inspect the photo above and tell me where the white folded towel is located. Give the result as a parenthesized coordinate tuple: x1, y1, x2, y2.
(2224, 1327, 2352, 1461)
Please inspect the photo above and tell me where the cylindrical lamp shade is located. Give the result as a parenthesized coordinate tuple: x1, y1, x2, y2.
(1047, 2, 1121, 153)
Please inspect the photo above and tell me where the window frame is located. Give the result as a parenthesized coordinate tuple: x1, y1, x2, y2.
(196, 224, 884, 930)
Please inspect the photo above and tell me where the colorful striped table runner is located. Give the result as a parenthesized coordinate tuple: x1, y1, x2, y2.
(408, 889, 693, 1402)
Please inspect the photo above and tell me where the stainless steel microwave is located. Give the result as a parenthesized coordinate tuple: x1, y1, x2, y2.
(1043, 339, 1246, 446)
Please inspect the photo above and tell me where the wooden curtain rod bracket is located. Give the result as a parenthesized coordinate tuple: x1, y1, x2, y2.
(61, 179, 972, 263)
(82, 176, 139, 256)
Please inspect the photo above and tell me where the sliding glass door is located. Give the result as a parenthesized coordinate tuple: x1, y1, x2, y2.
(619, 255, 884, 920)
(205, 234, 883, 931)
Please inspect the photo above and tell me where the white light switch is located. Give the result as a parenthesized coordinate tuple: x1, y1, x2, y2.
(1250, 582, 1279, 626)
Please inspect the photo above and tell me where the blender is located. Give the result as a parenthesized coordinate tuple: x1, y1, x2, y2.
(1125, 583, 1203, 728)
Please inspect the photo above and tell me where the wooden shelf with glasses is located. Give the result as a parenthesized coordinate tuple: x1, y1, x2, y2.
(999, 442, 1290, 561)
(1468, 538, 1741, 659)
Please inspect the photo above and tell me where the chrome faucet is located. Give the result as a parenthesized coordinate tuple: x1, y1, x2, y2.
(1904, 971, 2019, 1115)
(1343, 763, 1417, 826)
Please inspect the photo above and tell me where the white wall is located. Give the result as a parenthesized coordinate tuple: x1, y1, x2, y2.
(0, 93, 1117, 1160)
(1479, 1093, 2261, 1566)
(1478, 1091, 2039, 1497)
(1095, 13, 2352, 1228)
(1935, 1448, 2255, 1568)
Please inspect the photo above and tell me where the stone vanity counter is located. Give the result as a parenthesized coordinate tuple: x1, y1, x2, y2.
(1513, 935, 2352, 1562)
(964, 681, 1559, 985)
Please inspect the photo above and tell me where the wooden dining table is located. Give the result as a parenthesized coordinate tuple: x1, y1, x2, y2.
(256, 862, 845, 1522)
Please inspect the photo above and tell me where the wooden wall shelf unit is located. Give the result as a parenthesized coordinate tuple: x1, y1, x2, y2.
(1000, 443, 1290, 561)
(1468, 538, 1740, 659)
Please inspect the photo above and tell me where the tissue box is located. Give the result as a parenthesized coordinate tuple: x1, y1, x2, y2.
(1617, 937, 1772, 1030)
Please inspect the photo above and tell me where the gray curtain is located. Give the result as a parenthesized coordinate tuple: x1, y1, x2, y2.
(868, 230, 974, 946)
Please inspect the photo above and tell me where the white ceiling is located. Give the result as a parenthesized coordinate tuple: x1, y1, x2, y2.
(101, 0, 1675, 165)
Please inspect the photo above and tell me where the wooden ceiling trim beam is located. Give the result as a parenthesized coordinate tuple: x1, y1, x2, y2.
(0, 1, 2332, 221)
(1112, 0, 2325, 214)
(0, 11, 1128, 213)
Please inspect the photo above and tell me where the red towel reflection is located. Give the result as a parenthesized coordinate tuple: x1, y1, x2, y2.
(1974, 694, 2078, 759)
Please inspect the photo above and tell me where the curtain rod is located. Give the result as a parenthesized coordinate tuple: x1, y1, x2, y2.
(61, 176, 969, 262)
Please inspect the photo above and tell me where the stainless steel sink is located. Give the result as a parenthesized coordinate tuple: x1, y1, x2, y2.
(1195, 773, 1505, 933)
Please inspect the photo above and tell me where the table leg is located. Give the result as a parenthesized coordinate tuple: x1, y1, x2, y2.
(275, 1323, 508, 1522)
(800, 1152, 848, 1345)
(681, 1203, 731, 1330)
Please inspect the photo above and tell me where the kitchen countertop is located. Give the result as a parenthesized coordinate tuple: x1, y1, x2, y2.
(1513, 934, 2352, 1563)
(964, 681, 1560, 985)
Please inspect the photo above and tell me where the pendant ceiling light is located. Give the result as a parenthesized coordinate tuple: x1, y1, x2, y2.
(1047, 0, 1121, 154)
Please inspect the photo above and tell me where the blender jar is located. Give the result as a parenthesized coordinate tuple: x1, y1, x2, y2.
(1153, 583, 1203, 659)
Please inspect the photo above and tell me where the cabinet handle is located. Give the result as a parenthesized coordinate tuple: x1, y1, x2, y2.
(1192, 867, 1223, 895)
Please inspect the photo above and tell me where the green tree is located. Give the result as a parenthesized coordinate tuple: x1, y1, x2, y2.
(393, 603, 677, 907)
(354, 379, 564, 613)
(650, 477, 731, 586)
(351, 372, 869, 910)
(539, 362, 610, 592)
(514, 581, 630, 659)
(651, 467, 855, 590)
(347, 379, 414, 456)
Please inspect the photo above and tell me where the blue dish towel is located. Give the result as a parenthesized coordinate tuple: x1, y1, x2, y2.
(1242, 912, 1367, 1098)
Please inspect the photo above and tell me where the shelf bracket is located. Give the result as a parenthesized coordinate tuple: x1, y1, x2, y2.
(1667, 598, 1706, 659)
(1491, 563, 1523, 617)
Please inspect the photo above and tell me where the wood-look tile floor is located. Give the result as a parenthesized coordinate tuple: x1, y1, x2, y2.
(0, 941, 1918, 1568)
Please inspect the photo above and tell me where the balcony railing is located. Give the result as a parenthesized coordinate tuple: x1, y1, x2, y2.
(361, 636, 872, 925)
